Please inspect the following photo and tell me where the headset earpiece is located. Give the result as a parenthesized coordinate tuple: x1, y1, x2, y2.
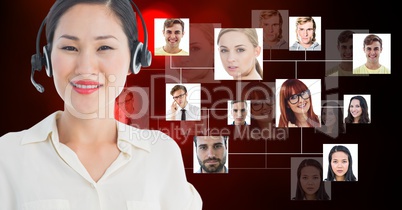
(131, 41, 152, 74)
(131, 41, 143, 74)
(141, 47, 152, 68)
(129, 0, 152, 74)
(43, 45, 52, 77)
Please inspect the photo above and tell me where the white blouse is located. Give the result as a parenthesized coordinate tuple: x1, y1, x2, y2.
(0, 111, 202, 210)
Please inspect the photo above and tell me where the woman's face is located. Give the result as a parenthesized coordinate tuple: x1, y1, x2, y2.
(300, 166, 320, 198)
(250, 93, 274, 124)
(51, 4, 130, 116)
(349, 99, 362, 119)
(172, 26, 213, 81)
(330, 151, 349, 180)
(218, 31, 259, 79)
(172, 26, 213, 67)
(322, 108, 336, 126)
(287, 90, 311, 115)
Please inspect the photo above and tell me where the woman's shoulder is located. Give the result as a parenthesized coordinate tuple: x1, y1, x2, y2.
(0, 130, 26, 144)
(0, 112, 61, 156)
(288, 121, 297, 127)
(120, 124, 180, 152)
(127, 127, 184, 163)
(0, 130, 28, 160)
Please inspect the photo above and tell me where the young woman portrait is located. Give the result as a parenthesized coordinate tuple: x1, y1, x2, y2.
(0, 0, 202, 209)
(291, 158, 331, 200)
(277, 79, 321, 127)
(344, 94, 371, 124)
(214, 28, 263, 80)
(323, 144, 358, 181)
(316, 101, 346, 138)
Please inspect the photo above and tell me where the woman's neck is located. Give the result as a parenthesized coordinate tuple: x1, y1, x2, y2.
(295, 113, 310, 127)
(335, 175, 345, 181)
(233, 67, 261, 80)
(324, 124, 334, 133)
(353, 116, 360, 123)
(57, 108, 117, 145)
(304, 194, 317, 200)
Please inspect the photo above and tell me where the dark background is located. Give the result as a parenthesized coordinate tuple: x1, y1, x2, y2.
(0, 0, 396, 209)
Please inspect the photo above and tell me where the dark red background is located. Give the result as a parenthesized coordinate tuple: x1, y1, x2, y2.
(0, 0, 395, 209)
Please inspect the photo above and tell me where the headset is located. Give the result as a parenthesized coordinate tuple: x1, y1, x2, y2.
(30, 0, 152, 93)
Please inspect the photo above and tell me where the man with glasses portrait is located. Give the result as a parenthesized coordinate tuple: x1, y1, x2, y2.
(167, 84, 200, 121)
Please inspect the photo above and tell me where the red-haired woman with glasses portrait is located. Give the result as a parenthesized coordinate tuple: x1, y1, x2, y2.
(279, 79, 319, 127)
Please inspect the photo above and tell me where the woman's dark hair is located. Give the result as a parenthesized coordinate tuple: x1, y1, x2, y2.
(241, 82, 275, 125)
(45, 0, 138, 53)
(294, 159, 330, 200)
(326, 145, 357, 181)
(321, 101, 345, 134)
(344, 95, 370, 123)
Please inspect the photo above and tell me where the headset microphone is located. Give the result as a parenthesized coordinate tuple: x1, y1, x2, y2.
(30, 0, 152, 93)
(30, 17, 47, 93)
(31, 66, 44, 93)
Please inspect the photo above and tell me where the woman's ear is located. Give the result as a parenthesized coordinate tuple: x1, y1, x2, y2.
(255, 46, 262, 57)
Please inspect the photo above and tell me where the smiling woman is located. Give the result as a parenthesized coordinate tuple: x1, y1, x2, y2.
(0, 0, 202, 209)
(344, 95, 370, 124)
(278, 79, 320, 127)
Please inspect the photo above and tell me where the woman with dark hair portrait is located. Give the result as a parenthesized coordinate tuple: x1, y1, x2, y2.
(344, 95, 370, 123)
(293, 159, 330, 200)
(278, 79, 320, 127)
(0, 0, 202, 208)
(325, 145, 357, 181)
(242, 82, 275, 126)
(318, 101, 345, 137)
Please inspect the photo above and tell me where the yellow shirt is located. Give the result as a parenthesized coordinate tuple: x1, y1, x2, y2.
(326, 64, 368, 76)
(155, 47, 189, 56)
(353, 64, 390, 74)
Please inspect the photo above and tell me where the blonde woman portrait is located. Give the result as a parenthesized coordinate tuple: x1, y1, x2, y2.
(215, 28, 263, 80)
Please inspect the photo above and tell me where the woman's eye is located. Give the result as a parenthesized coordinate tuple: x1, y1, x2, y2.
(190, 46, 200, 52)
(98, 46, 113, 51)
(62, 46, 77, 51)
